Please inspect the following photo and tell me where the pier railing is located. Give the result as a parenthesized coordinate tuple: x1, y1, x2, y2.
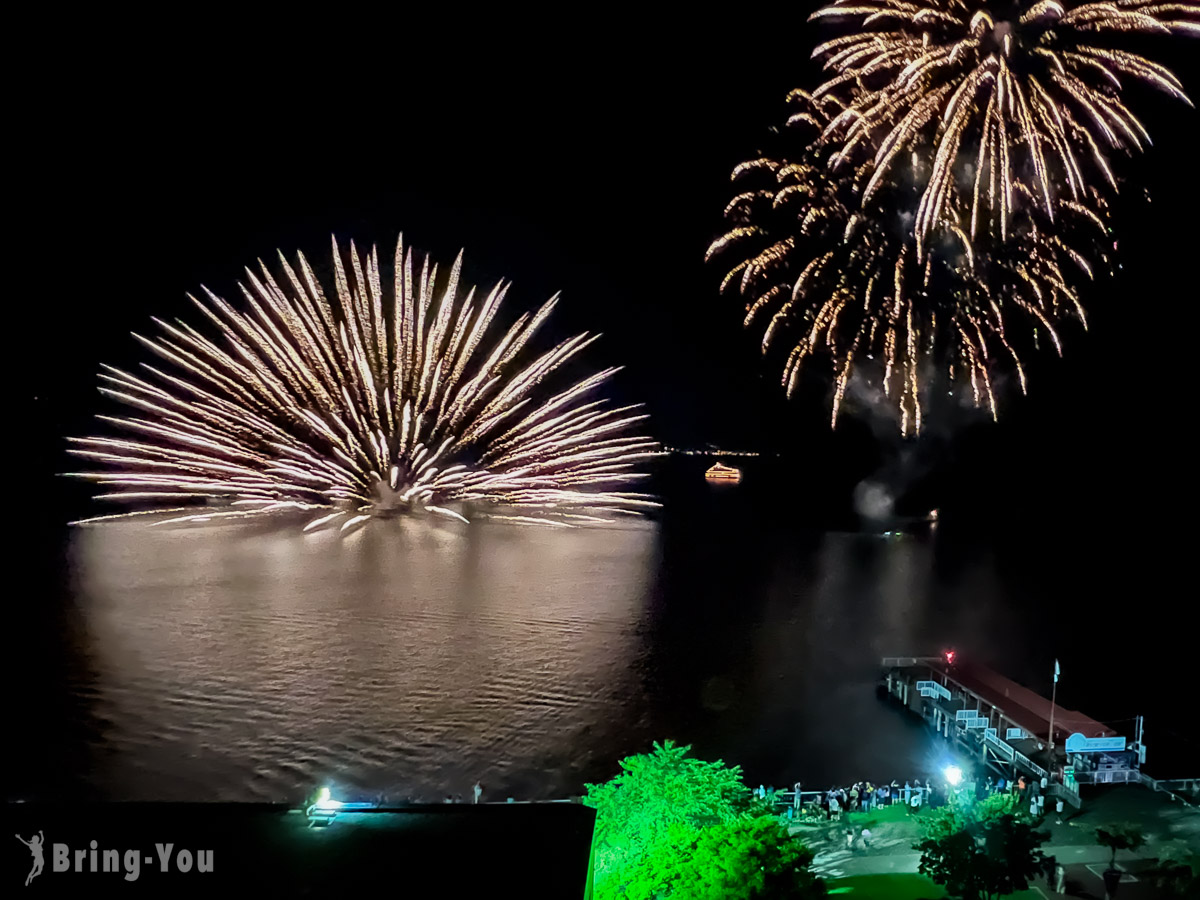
(1012, 749, 1048, 781)
(1073, 769, 1140, 786)
(1138, 774, 1198, 807)
(1144, 776, 1199, 793)
(880, 656, 940, 668)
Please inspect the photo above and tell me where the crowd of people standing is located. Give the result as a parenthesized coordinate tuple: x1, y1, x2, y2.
(784, 777, 944, 821)
(771, 769, 1057, 823)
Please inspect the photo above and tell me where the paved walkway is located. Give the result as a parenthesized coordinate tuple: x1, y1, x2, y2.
(786, 783, 1199, 890)
(811, 843, 1133, 879)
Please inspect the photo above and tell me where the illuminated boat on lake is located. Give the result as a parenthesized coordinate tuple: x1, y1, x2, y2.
(704, 462, 742, 483)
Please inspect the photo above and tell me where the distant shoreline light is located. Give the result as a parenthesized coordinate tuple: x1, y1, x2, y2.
(662, 448, 766, 457)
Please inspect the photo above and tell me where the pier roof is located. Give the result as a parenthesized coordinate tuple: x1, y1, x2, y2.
(926, 658, 1115, 745)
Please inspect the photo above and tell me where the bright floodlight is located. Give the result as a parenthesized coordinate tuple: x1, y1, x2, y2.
(944, 766, 963, 787)
(314, 787, 343, 812)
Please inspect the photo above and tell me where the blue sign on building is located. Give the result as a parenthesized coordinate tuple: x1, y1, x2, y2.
(1063, 733, 1127, 754)
(1006, 727, 1026, 741)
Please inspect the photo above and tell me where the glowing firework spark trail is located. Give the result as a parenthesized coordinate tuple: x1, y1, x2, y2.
(809, 0, 1197, 251)
(708, 90, 1112, 435)
(69, 236, 660, 530)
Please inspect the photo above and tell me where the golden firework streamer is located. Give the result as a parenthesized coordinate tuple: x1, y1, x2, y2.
(809, 0, 1196, 248)
(68, 236, 660, 529)
(709, 92, 1112, 435)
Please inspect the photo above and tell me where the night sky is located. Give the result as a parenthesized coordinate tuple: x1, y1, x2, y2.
(14, 11, 1200, 627)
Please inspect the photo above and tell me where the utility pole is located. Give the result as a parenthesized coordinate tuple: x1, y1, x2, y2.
(1048, 659, 1060, 759)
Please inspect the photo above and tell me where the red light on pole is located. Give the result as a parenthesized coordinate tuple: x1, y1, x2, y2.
(945, 650, 956, 665)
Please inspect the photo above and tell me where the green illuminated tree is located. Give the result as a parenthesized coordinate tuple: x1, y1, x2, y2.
(649, 816, 826, 900)
(585, 740, 748, 860)
(915, 792, 1047, 900)
(584, 740, 823, 899)
(921, 791, 1021, 840)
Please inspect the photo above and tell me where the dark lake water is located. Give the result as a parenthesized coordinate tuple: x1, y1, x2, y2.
(15, 461, 1197, 804)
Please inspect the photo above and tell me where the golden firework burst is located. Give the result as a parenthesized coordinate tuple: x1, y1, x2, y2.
(809, 0, 1196, 254)
(69, 236, 660, 529)
(709, 90, 1111, 435)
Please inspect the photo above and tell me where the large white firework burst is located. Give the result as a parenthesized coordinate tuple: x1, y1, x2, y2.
(68, 236, 660, 530)
(810, 0, 1197, 253)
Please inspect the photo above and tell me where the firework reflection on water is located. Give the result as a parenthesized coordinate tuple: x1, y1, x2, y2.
(68, 515, 659, 803)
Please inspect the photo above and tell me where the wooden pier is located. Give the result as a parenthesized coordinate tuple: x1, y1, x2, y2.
(879, 654, 1148, 810)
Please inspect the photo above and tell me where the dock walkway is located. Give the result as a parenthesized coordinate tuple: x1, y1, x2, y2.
(794, 783, 1198, 898)
(876, 655, 1176, 809)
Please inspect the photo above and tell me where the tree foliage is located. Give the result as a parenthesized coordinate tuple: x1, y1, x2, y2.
(584, 740, 824, 899)
(920, 790, 1024, 841)
(1094, 823, 1146, 870)
(645, 817, 827, 900)
(585, 740, 749, 857)
(915, 791, 1047, 900)
(1154, 840, 1200, 897)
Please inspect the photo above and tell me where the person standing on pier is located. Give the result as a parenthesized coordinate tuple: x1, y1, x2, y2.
(473, 782, 483, 804)
(793, 782, 803, 810)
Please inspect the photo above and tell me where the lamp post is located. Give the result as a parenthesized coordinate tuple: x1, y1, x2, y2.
(1048, 660, 1060, 759)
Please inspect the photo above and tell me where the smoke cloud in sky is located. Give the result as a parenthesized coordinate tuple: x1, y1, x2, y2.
(841, 363, 1010, 522)
(853, 480, 895, 520)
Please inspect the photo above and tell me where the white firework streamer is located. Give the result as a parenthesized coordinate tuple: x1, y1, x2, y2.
(68, 235, 660, 529)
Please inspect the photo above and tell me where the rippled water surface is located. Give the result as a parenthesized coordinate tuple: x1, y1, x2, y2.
(68, 517, 670, 801)
(42, 482, 1167, 803)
